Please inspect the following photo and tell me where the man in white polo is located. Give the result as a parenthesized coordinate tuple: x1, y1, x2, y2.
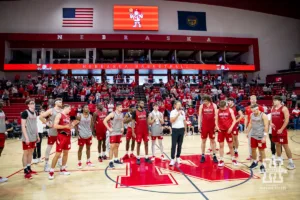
(169, 101, 187, 166)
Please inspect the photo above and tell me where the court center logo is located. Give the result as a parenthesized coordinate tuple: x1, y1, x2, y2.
(262, 158, 287, 184)
(187, 16, 197, 27)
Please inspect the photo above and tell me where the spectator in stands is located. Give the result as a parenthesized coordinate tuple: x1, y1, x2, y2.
(12, 118, 21, 139)
(36, 82, 42, 95)
(2, 89, 10, 106)
(291, 92, 298, 108)
(228, 74, 233, 83)
(6, 80, 12, 89)
(162, 116, 172, 135)
(191, 115, 199, 135)
(281, 93, 287, 104)
(126, 74, 130, 83)
(187, 105, 195, 121)
(18, 85, 24, 98)
(263, 85, 268, 95)
(95, 91, 101, 103)
(80, 88, 86, 102)
(68, 105, 76, 121)
(12, 86, 18, 97)
(77, 105, 83, 114)
(5, 119, 13, 139)
(107, 100, 114, 114)
(292, 106, 300, 130)
(262, 104, 268, 114)
(211, 87, 218, 102)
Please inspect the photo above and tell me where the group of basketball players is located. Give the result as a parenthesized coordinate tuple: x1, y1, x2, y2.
(0, 92, 296, 182)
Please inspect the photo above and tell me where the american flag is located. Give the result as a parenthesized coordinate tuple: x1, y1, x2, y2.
(62, 8, 93, 27)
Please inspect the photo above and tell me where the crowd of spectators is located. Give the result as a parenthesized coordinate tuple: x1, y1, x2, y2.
(0, 71, 299, 138)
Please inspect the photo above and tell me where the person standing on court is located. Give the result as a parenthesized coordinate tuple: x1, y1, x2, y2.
(77, 105, 95, 169)
(48, 104, 79, 180)
(39, 98, 63, 172)
(131, 101, 152, 165)
(103, 103, 124, 169)
(245, 104, 269, 173)
(148, 103, 166, 161)
(0, 103, 8, 183)
(92, 104, 108, 162)
(21, 99, 39, 179)
(33, 109, 46, 164)
(169, 101, 187, 166)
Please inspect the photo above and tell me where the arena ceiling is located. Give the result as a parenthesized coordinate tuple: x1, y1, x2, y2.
(166, 0, 300, 19)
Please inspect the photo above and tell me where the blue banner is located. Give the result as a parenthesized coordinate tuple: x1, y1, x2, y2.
(178, 11, 207, 31)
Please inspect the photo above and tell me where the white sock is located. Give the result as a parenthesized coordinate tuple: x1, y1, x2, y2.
(102, 152, 105, 156)
(272, 155, 275, 159)
(114, 158, 118, 161)
(254, 160, 258, 164)
(126, 151, 129, 155)
(61, 166, 66, 170)
(277, 157, 282, 161)
(27, 164, 30, 167)
(98, 153, 101, 157)
(137, 156, 140, 159)
(145, 155, 148, 159)
(50, 168, 54, 172)
(232, 157, 235, 160)
(152, 140, 156, 157)
(289, 158, 294, 164)
(158, 140, 164, 155)
(235, 148, 238, 152)
(45, 145, 52, 161)
(78, 160, 81, 163)
(220, 157, 223, 161)
(87, 159, 90, 162)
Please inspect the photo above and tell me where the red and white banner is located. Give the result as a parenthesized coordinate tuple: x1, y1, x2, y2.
(4, 63, 255, 71)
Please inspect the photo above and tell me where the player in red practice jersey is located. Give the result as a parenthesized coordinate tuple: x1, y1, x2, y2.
(227, 97, 244, 157)
(92, 104, 108, 162)
(49, 104, 79, 180)
(244, 95, 264, 161)
(271, 96, 295, 170)
(215, 101, 237, 167)
(198, 95, 218, 163)
(131, 101, 152, 165)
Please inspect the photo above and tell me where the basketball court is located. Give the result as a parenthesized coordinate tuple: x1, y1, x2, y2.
(1, 131, 299, 200)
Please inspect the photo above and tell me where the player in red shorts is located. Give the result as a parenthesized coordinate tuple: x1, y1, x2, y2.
(103, 103, 124, 169)
(132, 101, 152, 165)
(49, 104, 79, 180)
(245, 104, 268, 173)
(227, 97, 244, 157)
(244, 95, 264, 161)
(92, 104, 108, 162)
(21, 99, 40, 179)
(39, 98, 63, 172)
(215, 101, 237, 167)
(123, 105, 136, 160)
(271, 96, 295, 170)
(0, 103, 8, 183)
(198, 95, 218, 163)
(77, 105, 94, 168)
(148, 103, 166, 161)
